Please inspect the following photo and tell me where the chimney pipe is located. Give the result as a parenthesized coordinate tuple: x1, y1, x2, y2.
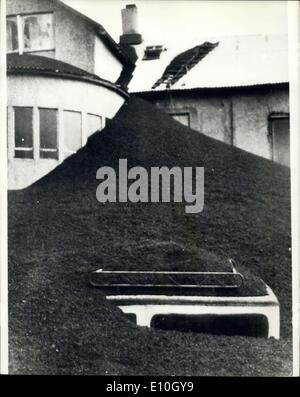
(120, 4, 142, 45)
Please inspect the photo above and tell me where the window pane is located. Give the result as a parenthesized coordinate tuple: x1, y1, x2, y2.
(15, 107, 33, 147)
(14, 107, 33, 158)
(151, 314, 269, 337)
(23, 14, 54, 52)
(14, 149, 33, 159)
(87, 114, 102, 137)
(64, 111, 82, 155)
(39, 108, 58, 159)
(272, 117, 290, 167)
(170, 113, 190, 127)
(7, 17, 18, 52)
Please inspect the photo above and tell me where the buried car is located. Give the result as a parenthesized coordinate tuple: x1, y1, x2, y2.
(89, 244, 280, 339)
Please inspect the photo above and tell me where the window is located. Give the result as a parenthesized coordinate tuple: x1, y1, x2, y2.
(151, 314, 269, 337)
(23, 14, 54, 52)
(169, 112, 190, 128)
(87, 114, 102, 137)
(39, 108, 58, 159)
(270, 115, 290, 167)
(7, 17, 18, 52)
(6, 13, 54, 54)
(14, 107, 33, 159)
(64, 111, 82, 156)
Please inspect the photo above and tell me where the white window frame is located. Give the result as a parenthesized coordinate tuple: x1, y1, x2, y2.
(7, 12, 55, 55)
(17, 15, 23, 54)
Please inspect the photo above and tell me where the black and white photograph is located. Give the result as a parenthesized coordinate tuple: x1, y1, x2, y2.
(0, 0, 299, 377)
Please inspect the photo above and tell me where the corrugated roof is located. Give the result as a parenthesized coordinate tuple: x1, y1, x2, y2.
(7, 54, 129, 98)
(129, 34, 289, 93)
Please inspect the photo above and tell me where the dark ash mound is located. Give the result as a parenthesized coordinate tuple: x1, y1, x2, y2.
(8, 97, 291, 375)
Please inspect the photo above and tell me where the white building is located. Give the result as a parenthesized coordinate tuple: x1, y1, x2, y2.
(7, 0, 136, 189)
(129, 34, 290, 166)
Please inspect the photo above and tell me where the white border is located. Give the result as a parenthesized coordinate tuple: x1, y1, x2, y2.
(288, 0, 300, 377)
(0, 0, 8, 375)
(0, 0, 299, 376)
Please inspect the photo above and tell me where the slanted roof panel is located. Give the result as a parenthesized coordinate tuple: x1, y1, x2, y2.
(152, 42, 219, 89)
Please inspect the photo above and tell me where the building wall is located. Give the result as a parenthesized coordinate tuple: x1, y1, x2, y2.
(54, 2, 95, 74)
(8, 74, 125, 190)
(6, 0, 122, 81)
(232, 89, 288, 159)
(143, 85, 289, 162)
(94, 36, 123, 82)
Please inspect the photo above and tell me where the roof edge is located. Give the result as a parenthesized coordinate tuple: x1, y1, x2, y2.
(131, 82, 289, 95)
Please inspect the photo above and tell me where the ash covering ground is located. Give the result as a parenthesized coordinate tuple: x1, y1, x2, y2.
(8, 97, 292, 375)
